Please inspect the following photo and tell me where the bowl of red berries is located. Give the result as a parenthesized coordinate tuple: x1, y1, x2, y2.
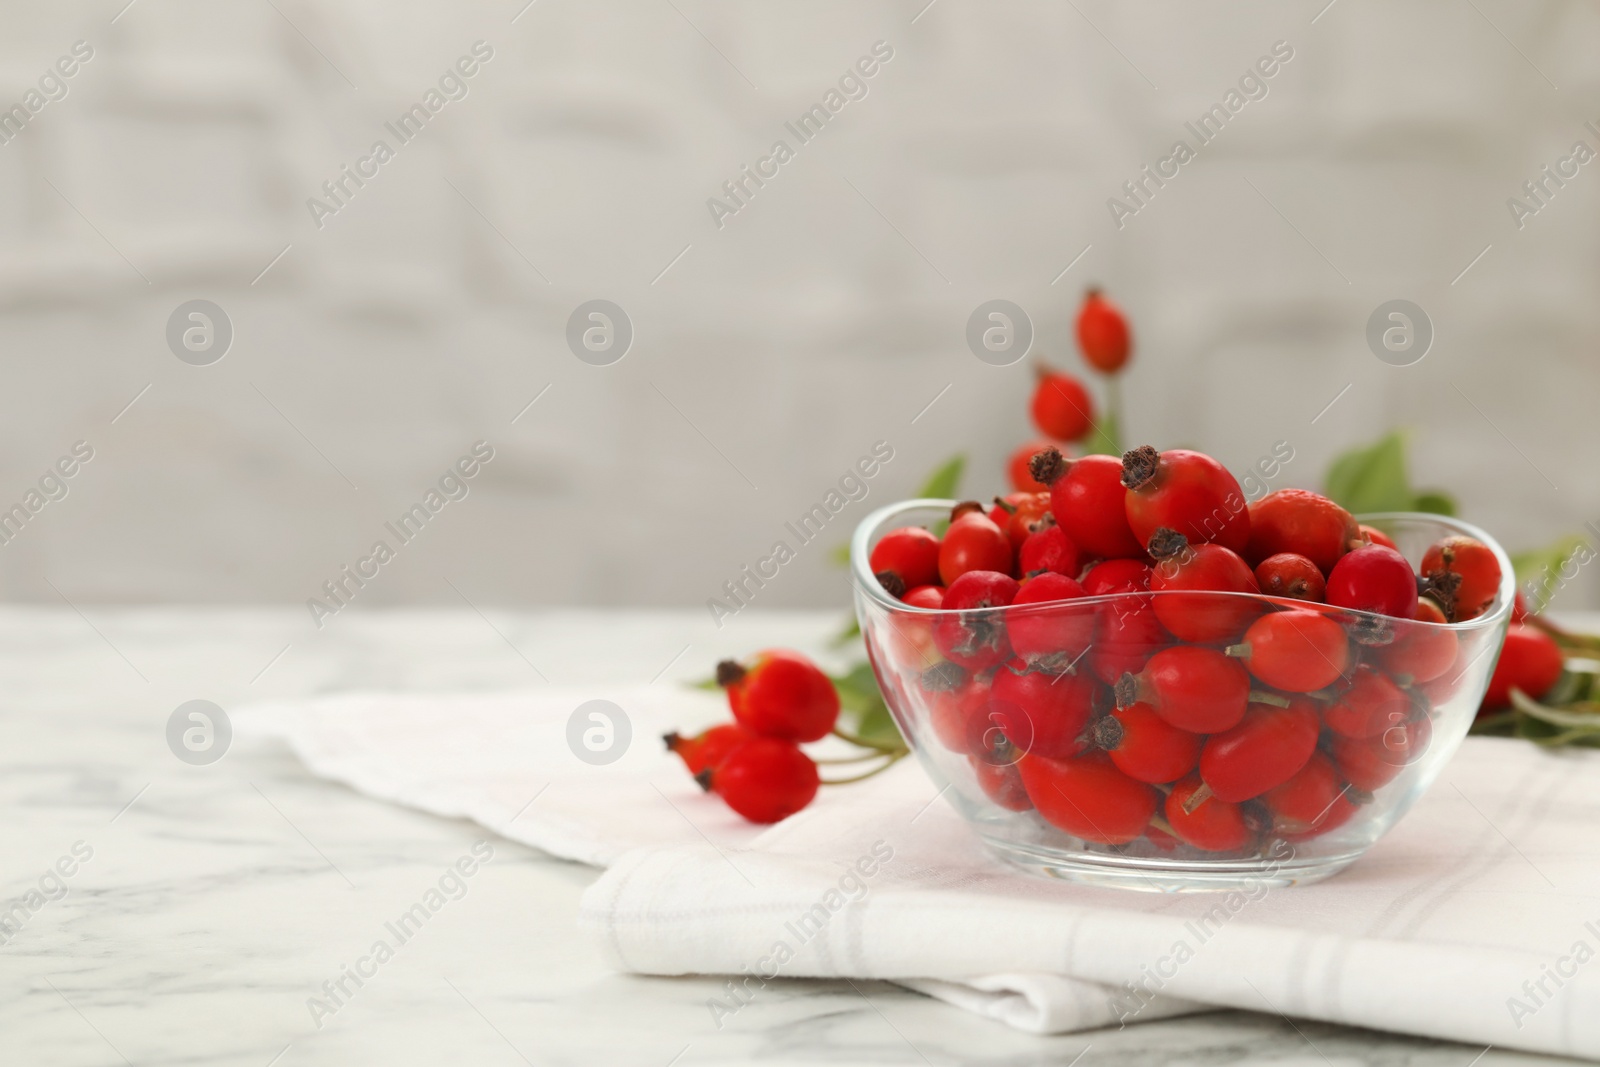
(850, 444, 1515, 891)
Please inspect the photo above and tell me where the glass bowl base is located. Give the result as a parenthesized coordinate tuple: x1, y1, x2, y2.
(983, 835, 1364, 893)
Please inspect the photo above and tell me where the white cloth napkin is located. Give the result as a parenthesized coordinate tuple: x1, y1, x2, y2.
(239, 685, 1600, 1058)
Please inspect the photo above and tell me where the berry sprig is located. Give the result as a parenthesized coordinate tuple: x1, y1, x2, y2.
(670, 650, 909, 823)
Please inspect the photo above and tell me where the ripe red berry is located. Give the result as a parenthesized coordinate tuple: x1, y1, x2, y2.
(1227, 610, 1349, 693)
(1146, 529, 1262, 644)
(1075, 288, 1131, 374)
(1421, 535, 1503, 622)
(697, 737, 818, 824)
(1359, 524, 1398, 552)
(1376, 598, 1457, 683)
(922, 663, 992, 754)
(1029, 369, 1095, 442)
(934, 570, 1018, 670)
(1325, 544, 1418, 620)
(1121, 445, 1251, 555)
(1017, 751, 1157, 844)
(1481, 624, 1563, 712)
(1030, 448, 1144, 560)
(1329, 717, 1430, 792)
(1255, 552, 1326, 603)
(1083, 558, 1151, 596)
(870, 526, 941, 598)
(1008, 572, 1093, 668)
(1198, 698, 1319, 802)
(1018, 525, 1080, 580)
(664, 723, 755, 776)
(990, 492, 1054, 551)
(939, 504, 1014, 585)
(1244, 489, 1359, 575)
(990, 659, 1100, 759)
(1324, 666, 1409, 739)
(1115, 645, 1251, 733)
(970, 755, 1032, 811)
(1165, 775, 1251, 852)
(717, 650, 840, 742)
(1008, 440, 1058, 493)
(1091, 701, 1200, 784)
(1262, 752, 1356, 840)
(1089, 595, 1169, 687)
(883, 584, 946, 667)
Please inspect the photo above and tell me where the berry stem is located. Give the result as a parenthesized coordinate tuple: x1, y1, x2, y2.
(1103, 372, 1125, 454)
(814, 752, 896, 765)
(1248, 690, 1291, 708)
(830, 725, 908, 754)
(820, 750, 907, 784)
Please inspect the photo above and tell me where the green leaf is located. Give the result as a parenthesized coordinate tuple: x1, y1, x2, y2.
(916, 455, 965, 500)
(1083, 411, 1120, 457)
(853, 701, 904, 747)
(1412, 490, 1457, 516)
(1511, 533, 1589, 612)
(1323, 432, 1416, 514)
(831, 662, 884, 714)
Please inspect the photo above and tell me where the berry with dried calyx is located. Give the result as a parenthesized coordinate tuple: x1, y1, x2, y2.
(1030, 447, 1144, 560)
(1244, 488, 1359, 575)
(697, 737, 818, 823)
(664, 723, 755, 776)
(717, 650, 841, 742)
(1146, 528, 1262, 644)
(939, 503, 1014, 585)
(870, 526, 941, 598)
(1421, 535, 1502, 622)
(1121, 445, 1251, 555)
(1255, 552, 1326, 603)
(1076, 288, 1131, 374)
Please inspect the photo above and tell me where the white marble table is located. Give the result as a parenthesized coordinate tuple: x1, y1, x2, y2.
(1, 607, 1581, 1066)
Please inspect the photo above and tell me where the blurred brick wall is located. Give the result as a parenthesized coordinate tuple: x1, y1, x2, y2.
(0, 0, 1594, 614)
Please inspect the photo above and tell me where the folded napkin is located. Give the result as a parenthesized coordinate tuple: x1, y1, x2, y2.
(240, 685, 1600, 1058)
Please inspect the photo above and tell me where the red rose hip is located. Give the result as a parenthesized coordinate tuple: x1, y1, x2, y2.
(1165, 775, 1251, 852)
(1115, 645, 1251, 734)
(1147, 529, 1262, 644)
(1017, 752, 1157, 844)
(935, 570, 1019, 671)
(1421, 535, 1502, 622)
(1030, 369, 1095, 442)
(1198, 698, 1320, 802)
(697, 737, 819, 823)
(1076, 288, 1131, 374)
(1325, 544, 1418, 620)
(1030, 448, 1144, 560)
(717, 650, 840, 742)
(1121, 445, 1251, 555)
(1227, 610, 1350, 693)
(1245, 488, 1359, 574)
(870, 526, 941, 597)
(1255, 553, 1325, 603)
(939, 503, 1014, 585)
(1091, 701, 1200, 784)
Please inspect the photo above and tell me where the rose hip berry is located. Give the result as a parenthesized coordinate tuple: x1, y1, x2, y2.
(939, 503, 1014, 585)
(1324, 666, 1409, 739)
(991, 492, 1054, 550)
(1008, 440, 1058, 493)
(1115, 645, 1251, 734)
(1165, 774, 1251, 852)
(922, 663, 992, 754)
(1017, 752, 1157, 845)
(1325, 544, 1418, 620)
(1244, 488, 1359, 574)
(1359, 524, 1398, 551)
(990, 659, 1100, 759)
(1421, 535, 1502, 622)
(1091, 701, 1200, 784)
(1481, 623, 1563, 712)
(1263, 752, 1356, 840)
(1146, 529, 1262, 644)
(1076, 288, 1131, 374)
(970, 755, 1032, 811)
(717, 650, 840, 742)
(1198, 698, 1319, 802)
(1030, 448, 1144, 560)
(934, 570, 1019, 670)
(1255, 552, 1325, 603)
(1121, 445, 1251, 555)
(1019, 525, 1080, 579)
(1029, 369, 1095, 442)
(1226, 610, 1349, 693)
(664, 723, 754, 776)
(1329, 717, 1430, 793)
(1083, 558, 1151, 596)
(870, 526, 941, 598)
(1376, 597, 1457, 684)
(1090, 601, 1168, 689)
(697, 737, 819, 824)
(1008, 572, 1094, 668)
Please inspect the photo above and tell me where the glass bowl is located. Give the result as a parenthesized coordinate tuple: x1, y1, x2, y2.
(850, 500, 1515, 892)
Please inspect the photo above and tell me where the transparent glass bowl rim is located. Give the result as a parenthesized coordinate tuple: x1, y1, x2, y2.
(849, 499, 1518, 633)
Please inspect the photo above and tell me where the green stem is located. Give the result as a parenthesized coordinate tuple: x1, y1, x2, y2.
(814, 752, 894, 765)
(1105, 372, 1124, 455)
(820, 750, 908, 785)
(831, 725, 906, 754)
